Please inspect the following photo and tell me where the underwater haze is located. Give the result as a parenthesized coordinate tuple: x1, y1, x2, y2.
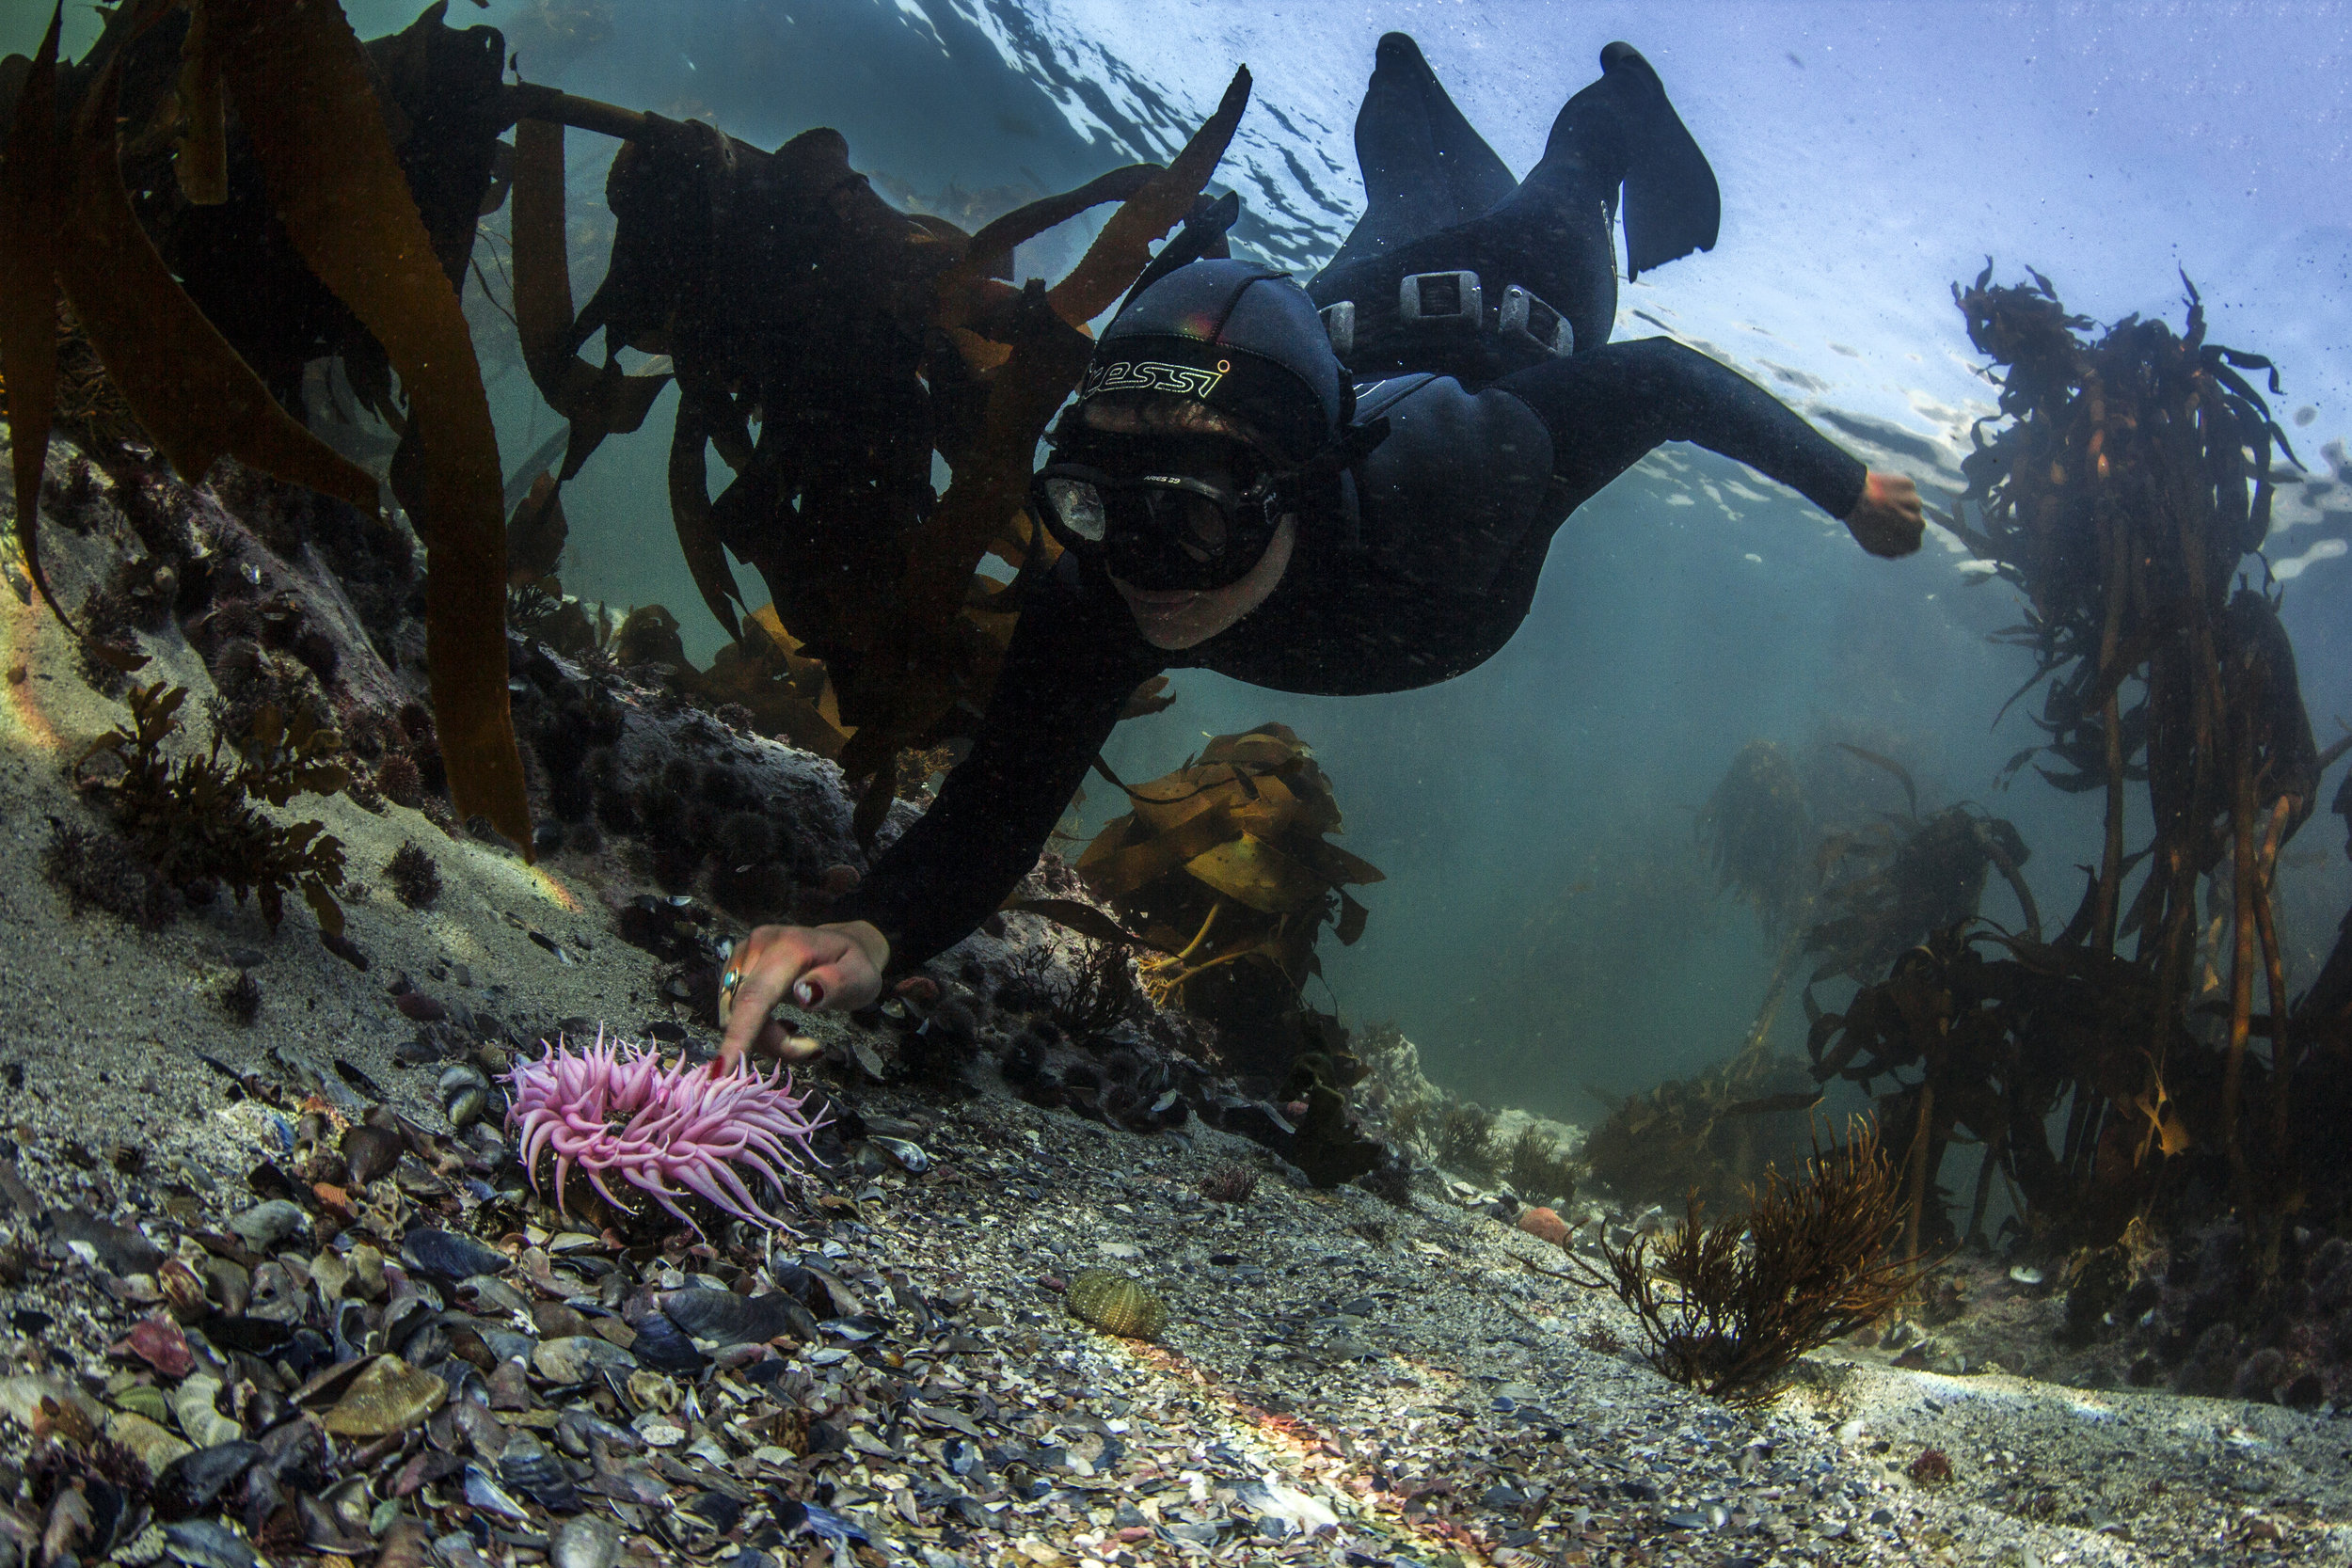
(443, 0, 2350, 1116)
(495, 0, 2352, 1115)
(17, 0, 2344, 1117)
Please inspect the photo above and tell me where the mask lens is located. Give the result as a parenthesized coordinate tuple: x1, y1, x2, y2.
(1042, 475, 1107, 542)
(1142, 480, 1232, 562)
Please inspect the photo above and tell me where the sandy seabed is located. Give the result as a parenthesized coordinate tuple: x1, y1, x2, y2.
(0, 441, 2345, 1567)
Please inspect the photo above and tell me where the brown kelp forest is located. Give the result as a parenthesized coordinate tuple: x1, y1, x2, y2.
(1583, 261, 2352, 1397)
(0, 0, 1254, 861)
(9, 0, 2352, 1416)
(0, 2, 1382, 1143)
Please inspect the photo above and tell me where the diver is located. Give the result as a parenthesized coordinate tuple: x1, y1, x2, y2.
(716, 34, 1924, 1063)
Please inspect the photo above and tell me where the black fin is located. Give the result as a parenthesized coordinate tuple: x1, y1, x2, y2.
(1327, 32, 1515, 273)
(1597, 42, 1720, 279)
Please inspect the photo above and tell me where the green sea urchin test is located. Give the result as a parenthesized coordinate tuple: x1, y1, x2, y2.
(1063, 1270, 1168, 1340)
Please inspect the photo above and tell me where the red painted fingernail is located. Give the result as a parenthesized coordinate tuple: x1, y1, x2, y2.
(795, 979, 823, 1006)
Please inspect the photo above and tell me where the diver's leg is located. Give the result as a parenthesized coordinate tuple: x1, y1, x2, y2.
(1311, 33, 1515, 299)
(1313, 44, 1719, 374)
(1512, 42, 1720, 283)
(1471, 42, 1721, 344)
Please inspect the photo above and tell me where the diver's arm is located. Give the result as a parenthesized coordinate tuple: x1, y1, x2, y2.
(1498, 337, 1870, 522)
(719, 559, 1152, 1064)
(827, 557, 1158, 973)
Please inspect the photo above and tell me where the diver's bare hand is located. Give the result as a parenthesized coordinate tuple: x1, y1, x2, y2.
(717, 921, 888, 1068)
(1845, 471, 1924, 558)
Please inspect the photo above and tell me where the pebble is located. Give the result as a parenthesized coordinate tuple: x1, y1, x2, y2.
(551, 1516, 620, 1568)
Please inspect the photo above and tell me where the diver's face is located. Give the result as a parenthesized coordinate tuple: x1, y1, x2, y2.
(1111, 514, 1296, 650)
(1077, 397, 1295, 649)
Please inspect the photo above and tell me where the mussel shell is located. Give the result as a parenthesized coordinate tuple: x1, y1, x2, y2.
(887, 1277, 938, 1337)
(658, 1287, 807, 1349)
(833, 1316, 894, 1354)
(401, 1229, 508, 1283)
(658, 1490, 744, 1550)
(866, 1135, 930, 1173)
(296, 1491, 373, 1554)
(437, 1063, 489, 1098)
(775, 1499, 868, 1548)
(555, 1408, 642, 1456)
(792, 1261, 869, 1318)
(463, 1465, 531, 1524)
(153, 1442, 264, 1521)
(329, 1298, 379, 1364)
(396, 1318, 452, 1369)
(340, 1124, 405, 1186)
(500, 1430, 583, 1513)
(626, 1308, 709, 1375)
(550, 1516, 621, 1568)
(164, 1517, 261, 1568)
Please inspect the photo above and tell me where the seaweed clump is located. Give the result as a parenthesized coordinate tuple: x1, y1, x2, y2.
(1050, 939, 1140, 1039)
(1504, 1125, 1580, 1207)
(1698, 739, 1813, 934)
(41, 820, 179, 931)
(1788, 268, 2336, 1292)
(76, 681, 351, 934)
(1590, 1118, 1930, 1406)
(385, 841, 441, 909)
(1080, 724, 1381, 1076)
(220, 971, 262, 1026)
(1582, 1051, 1822, 1214)
(1433, 1101, 1502, 1182)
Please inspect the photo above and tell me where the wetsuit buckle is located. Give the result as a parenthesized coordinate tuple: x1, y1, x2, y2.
(1397, 270, 1484, 327)
(1500, 284, 1574, 356)
(1319, 301, 1356, 358)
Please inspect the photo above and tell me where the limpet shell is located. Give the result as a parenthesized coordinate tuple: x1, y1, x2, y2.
(1062, 1269, 1168, 1340)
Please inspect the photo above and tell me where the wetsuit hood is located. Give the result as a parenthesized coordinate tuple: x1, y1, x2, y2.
(1077, 260, 1347, 462)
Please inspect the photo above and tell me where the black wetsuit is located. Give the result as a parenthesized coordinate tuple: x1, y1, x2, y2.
(834, 345, 1866, 969)
(829, 34, 1867, 970)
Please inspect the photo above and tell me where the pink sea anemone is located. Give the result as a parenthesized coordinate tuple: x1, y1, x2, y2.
(504, 1028, 828, 1233)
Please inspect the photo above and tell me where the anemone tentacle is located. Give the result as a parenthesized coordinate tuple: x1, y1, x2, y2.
(505, 1029, 827, 1235)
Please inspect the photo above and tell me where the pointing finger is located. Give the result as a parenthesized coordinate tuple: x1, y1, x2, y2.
(720, 948, 803, 1067)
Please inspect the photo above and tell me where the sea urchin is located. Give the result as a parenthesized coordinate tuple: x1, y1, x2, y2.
(504, 1028, 827, 1234)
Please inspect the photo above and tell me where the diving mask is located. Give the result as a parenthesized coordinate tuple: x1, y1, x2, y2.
(1033, 441, 1289, 593)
